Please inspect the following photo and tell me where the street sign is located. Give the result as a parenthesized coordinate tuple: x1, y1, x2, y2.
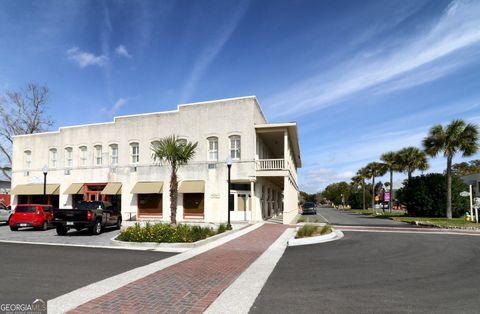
(460, 191, 470, 197)
(384, 192, 391, 202)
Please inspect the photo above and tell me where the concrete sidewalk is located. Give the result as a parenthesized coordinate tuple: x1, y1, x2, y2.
(68, 224, 288, 314)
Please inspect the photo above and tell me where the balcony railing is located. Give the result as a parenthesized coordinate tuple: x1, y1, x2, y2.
(256, 159, 285, 170)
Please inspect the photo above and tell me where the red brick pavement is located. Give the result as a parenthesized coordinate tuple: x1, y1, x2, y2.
(69, 224, 288, 314)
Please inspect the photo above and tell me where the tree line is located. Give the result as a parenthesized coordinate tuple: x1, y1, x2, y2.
(317, 119, 479, 219)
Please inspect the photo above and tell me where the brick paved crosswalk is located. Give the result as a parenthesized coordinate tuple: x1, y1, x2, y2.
(69, 224, 288, 314)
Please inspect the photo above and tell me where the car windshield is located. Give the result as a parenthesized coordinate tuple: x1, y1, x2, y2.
(304, 203, 315, 209)
(15, 206, 36, 213)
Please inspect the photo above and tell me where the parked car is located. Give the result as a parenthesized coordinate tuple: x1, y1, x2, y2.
(0, 204, 11, 224)
(52, 201, 122, 236)
(302, 202, 317, 215)
(9, 204, 53, 231)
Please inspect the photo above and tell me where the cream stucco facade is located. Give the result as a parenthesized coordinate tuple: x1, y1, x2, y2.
(11, 96, 301, 224)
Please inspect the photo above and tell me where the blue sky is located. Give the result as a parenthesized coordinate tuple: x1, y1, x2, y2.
(1, 0, 480, 192)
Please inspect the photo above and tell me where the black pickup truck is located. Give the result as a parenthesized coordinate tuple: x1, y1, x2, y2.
(52, 201, 122, 236)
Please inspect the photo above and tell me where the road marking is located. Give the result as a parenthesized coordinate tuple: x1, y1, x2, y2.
(0, 239, 188, 252)
(205, 228, 295, 314)
(316, 210, 330, 223)
(336, 226, 480, 236)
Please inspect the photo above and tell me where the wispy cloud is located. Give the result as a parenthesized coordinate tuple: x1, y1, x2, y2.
(115, 45, 132, 58)
(267, 0, 480, 119)
(299, 112, 480, 192)
(179, 0, 250, 103)
(101, 98, 127, 116)
(66, 47, 107, 68)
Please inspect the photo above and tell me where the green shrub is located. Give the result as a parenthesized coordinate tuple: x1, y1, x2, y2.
(296, 224, 332, 238)
(320, 225, 332, 235)
(117, 223, 218, 243)
(217, 223, 227, 234)
(397, 173, 469, 217)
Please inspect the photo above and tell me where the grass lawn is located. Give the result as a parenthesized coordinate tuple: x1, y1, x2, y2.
(347, 208, 480, 228)
(390, 217, 480, 228)
(348, 209, 407, 217)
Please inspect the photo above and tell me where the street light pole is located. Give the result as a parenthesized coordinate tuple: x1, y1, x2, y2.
(42, 164, 48, 205)
(226, 156, 232, 230)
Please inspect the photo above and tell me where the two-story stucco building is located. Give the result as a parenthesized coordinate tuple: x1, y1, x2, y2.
(11, 96, 301, 224)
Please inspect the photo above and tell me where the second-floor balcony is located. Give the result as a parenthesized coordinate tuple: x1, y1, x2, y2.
(256, 158, 285, 170)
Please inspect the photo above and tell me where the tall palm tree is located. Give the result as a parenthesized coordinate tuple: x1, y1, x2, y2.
(356, 167, 370, 210)
(151, 135, 198, 225)
(397, 147, 429, 182)
(380, 151, 401, 213)
(364, 162, 387, 211)
(423, 119, 479, 219)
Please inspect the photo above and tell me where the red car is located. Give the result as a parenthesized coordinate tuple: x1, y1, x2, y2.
(9, 204, 53, 231)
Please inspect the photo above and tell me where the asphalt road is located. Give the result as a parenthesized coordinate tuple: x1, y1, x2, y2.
(0, 243, 175, 304)
(315, 207, 410, 227)
(251, 226, 480, 313)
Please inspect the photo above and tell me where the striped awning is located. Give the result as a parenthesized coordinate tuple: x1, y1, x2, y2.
(63, 183, 84, 195)
(101, 182, 122, 195)
(178, 180, 205, 193)
(11, 184, 60, 195)
(131, 182, 163, 194)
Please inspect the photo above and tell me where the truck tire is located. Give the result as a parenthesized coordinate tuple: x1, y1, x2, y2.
(56, 226, 68, 236)
(116, 217, 122, 229)
(91, 220, 102, 235)
(40, 221, 48, 231)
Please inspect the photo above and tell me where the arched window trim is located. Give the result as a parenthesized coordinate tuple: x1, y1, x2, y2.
(109, 144, 118, 166)
(207, 137, 218, 162)
(49, 148, 57, 168)
(94, 145, 103, 166)
(130, 142, 139, 164)
(229, 135, 241, 160)
(79, 146, 88, 167)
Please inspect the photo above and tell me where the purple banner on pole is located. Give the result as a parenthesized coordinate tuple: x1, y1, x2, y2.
(384, 192, 391, 202)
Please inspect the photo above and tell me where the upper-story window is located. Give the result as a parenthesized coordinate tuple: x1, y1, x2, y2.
(151, 141, 160, 163)
(79, 146, 87, 167)
(229, 135, 241, 160)
(110, 144, 118, 165)
(24, 150, 31, 169)
(50, 148, 57, 168)
(207, 137, 218, 161)
(130, 142, 139, 164)
(65, 147, 73, 168)
(95, 145, 102, 166)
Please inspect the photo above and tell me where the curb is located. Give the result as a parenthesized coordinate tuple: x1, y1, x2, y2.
(288, 229, 344, 246)
(110, 226, 245, 251)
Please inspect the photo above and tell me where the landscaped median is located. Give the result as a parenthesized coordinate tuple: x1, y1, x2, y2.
(111, 222, 237, 250)
(288, 223, 343, 246)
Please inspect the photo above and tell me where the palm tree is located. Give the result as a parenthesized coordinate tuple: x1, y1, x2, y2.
(397, 147, 429, 182)
(380, 151, 401, 213)
(151, 135, 198, 225)
(355, 167, 370, 210)
(364, 162, 387, 211)
(423, 119, 479, 219)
